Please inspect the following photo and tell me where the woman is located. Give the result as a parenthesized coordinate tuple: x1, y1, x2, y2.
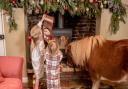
(30, 23, 45, 89)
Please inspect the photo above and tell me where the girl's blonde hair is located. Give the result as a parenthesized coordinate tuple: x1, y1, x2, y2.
(47, 40, 59, 56)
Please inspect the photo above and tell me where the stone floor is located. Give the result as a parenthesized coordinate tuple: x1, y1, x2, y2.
(26, 63, 127, 89)
(24, 70, 114, 89)
(24, 63, 115, 89)
(25, 62, 128, 89)
(24, 78, 113, 89)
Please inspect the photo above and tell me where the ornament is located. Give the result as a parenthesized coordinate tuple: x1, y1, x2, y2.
(118, 16, 121, 19)
(89, 0, 93, 3)
(89, 0, 97, 3)
(100, 3, 103, 8)
(75, 7, 78, 11)
(27, 8, 32, 15)
(93, 0, 97, 3)
(31, 0, 35, 4)
(11, 0, 17, 6)
(80, 0, 84, 2)
(12, 0, 16, 4)
(28, 36, 32, 44)
(103, 0, 108, 8)
(40, 0, 44, 4)
(86, 7, 89, 12)
(103, 0, 107, 4)
(94, 10, 97, 13)
(57, 0, 59, 2)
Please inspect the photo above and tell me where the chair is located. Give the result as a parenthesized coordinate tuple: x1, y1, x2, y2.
(0, 56, 23, 89)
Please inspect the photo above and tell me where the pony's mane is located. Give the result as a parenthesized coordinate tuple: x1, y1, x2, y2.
(69, 35, 106, 67)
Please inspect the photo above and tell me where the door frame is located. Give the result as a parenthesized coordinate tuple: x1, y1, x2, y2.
(0, 10, 6, 56)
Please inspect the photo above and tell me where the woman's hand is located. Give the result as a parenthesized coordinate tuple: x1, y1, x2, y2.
(41, 14, 47, 22)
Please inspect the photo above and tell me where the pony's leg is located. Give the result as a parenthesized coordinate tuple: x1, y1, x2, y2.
(91, 80, 100, 89)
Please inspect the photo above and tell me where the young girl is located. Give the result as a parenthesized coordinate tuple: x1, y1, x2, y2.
(44, 40, 63, 89)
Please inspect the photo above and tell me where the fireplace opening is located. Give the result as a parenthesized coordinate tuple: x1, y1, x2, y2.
(27, 11, 96, 71)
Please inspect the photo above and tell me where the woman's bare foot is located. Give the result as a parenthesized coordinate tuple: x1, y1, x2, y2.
(33, 75, 39, 89)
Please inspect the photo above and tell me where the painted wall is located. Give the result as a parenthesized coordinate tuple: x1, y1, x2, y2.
(96, 0, 128, 40)
(3, 8, 27, 82)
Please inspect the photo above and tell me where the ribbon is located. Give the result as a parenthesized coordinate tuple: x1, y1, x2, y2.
(28, 36, 32, 44)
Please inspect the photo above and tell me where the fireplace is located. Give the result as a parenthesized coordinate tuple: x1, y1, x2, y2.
(27, 12, 96, 68)
(54, 12, 96, 41)
(72, 16, 96, 40)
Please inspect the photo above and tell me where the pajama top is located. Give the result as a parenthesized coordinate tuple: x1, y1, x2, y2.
(44, 50, 63, 89)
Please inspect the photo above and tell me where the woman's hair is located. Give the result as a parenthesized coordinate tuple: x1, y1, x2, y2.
(30, 25, 42, 43)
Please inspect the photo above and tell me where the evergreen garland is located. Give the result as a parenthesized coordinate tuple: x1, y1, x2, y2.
(24, 0, 127, 34)
(109, 0, 126, 33)
(0, 1, 16, 32)
(0, 0, 23, 32)
(0, 0, 127, 33)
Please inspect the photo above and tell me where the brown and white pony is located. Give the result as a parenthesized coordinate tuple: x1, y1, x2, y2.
(66, 35, 128, 89)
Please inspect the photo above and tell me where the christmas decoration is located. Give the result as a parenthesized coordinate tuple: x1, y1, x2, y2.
(86, 7, 89, 12)
(57, 0, 60, 2)
(80, 0, 84, 2)
(0, 0, 126, 33)
(93, 0, 97, 3)
(108, 0, 126, 33)
(28, 36, 32, 44)
(27, 8, 33, 15)
(31, 0, 35, 4)
(40, 0, 44, 5)
(89, 0, 97, 3)
(103, 0, 107, 4)
(0, 0, 24, 31)
(100, 3, 103, 8)
(11, 0, 17, 6)
(75, 7, 78, 11)
(37, 0, 126, 33)
(0, 0, 18, 31)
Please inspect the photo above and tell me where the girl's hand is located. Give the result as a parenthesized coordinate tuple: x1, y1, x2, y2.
(60, 65, 63, 72)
